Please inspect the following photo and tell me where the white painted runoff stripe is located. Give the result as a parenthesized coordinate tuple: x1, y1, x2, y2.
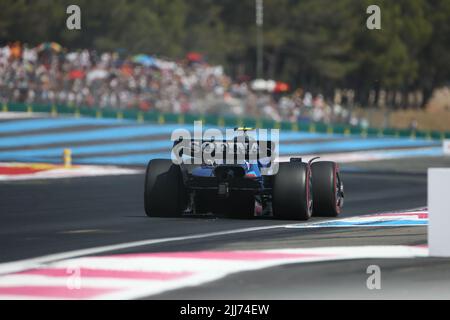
(0, 112, 43, 119)
(286, 210, 428, 228)
(0, 246, 428, 300)
(0, 208, 428, 275)
(0, 224, 296, 275)
(0, 164, 142, 181)
(277, 147, 443, 163)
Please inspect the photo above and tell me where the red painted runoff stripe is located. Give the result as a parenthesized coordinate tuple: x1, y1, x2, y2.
(18, 268, 193, 280)
(0, 286, 119, 299)
(0, 246, 429, 299)
(0, 167, 47, 175)
(107, 251, 331, 261)
(374, 212, 428, 219)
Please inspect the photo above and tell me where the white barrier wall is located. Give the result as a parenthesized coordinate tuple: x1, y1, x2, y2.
(444, 140, 450, 156)
(428, 168, 450, 257)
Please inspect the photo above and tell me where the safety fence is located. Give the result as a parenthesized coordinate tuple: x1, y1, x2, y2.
(2, 102, 449, 140)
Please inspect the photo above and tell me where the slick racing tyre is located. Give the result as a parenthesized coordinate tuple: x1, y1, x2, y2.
(272, 162, 312, 220)
(311, 161, 344, 217)
(144, 159, 186, 217)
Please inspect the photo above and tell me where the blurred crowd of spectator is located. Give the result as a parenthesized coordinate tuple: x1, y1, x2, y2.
(0, 42, 365, 127)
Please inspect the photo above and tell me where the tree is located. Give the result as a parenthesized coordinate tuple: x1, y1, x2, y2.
(0, 0, 448, 107)
(417, 0, 450, 106)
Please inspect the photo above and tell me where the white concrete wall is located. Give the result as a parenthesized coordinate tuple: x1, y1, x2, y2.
(443, 140, 450, 156)
(428, 168, 450, 257)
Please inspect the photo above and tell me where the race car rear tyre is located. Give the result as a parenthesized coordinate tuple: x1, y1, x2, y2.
(272, 162, 312, 220)
(311, 161, 344, 217)
(144, 159, 186, 217)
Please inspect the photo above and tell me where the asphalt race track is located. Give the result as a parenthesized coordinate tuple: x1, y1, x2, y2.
(0, 169, 426, 262)
(2, 164, 449, 299)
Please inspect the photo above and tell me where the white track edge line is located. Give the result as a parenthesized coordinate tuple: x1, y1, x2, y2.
(0, 224, 292, 275)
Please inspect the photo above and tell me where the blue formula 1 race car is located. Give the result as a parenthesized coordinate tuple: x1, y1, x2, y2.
(144, 128, 344, 220)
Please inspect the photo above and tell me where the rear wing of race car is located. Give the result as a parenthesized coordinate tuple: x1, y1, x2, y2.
(171, 137, 276, 165)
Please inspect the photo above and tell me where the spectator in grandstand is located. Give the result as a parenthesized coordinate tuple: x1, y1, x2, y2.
(0, 42, 358, 127)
